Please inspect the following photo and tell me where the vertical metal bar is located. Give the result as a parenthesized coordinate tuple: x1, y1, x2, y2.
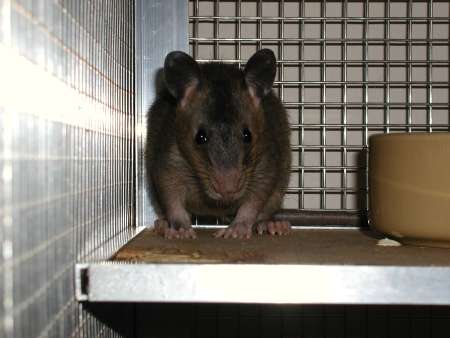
(342, 0, 348, 210)
(214, 0, 219, 59)
(407, 0, 412, 132)
(363, 0, 369, 212)
(135, 0, 143, 228)
(194, 0, 199, 59)
(106, 0, 112, 259)
(279, 0, 284, 102)
(384, 0, 391, 134)
(131, 0, 137, 240)
(427, 0, 433, 132)
(236, 0, 241, 67)
(320, 0, 327, 209)
(300, 0, 305, 210)
(257, 0, 262, 51)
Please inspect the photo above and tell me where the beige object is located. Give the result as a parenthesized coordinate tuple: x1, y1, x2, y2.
(370, 133, 450, 248)
(377, 238, 402, 247)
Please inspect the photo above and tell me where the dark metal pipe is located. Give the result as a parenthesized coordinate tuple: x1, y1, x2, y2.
(274, 209, 367, 227)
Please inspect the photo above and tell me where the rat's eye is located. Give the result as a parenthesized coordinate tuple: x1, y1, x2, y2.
(242, 128, 252, 144)
(195, 129, 208, 145)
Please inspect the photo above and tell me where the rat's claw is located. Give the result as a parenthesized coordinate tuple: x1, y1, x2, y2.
(154, 219, 169, 236)
(164, 227, 196, 239)
(213, 228, 226, 238)
(178, 227, 197, 239)
(256, 220, 291, 236)
(163, 227, 178, 239)
(153, 219, 196, 239)
(214, 222, 252, 239)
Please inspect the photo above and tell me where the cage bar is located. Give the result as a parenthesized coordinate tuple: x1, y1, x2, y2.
(188, 0, 449, 213)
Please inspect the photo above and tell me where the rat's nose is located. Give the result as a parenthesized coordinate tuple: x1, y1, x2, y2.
(211, 168, 243, 198)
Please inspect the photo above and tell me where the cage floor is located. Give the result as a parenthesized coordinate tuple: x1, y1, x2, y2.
(76, 228, 450, 305)
(112, 228, 450, 266)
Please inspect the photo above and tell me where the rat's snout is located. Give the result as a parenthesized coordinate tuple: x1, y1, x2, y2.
(211, 168, 243, 200)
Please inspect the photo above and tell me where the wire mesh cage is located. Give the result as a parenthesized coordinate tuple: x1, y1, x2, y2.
(189, 0, 449, 214)
(0, 0, 135, 337)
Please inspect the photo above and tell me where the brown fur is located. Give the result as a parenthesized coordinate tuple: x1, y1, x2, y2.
(145, 50, 291, 238)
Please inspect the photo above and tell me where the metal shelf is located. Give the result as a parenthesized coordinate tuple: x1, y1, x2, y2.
(76, 228, 450, 305)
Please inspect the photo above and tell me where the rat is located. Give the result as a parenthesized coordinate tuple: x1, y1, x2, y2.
(145, 49, 291, 239)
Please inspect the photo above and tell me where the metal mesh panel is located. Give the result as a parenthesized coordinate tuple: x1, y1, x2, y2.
(188, 0, 450, 213)
(136, 303, 450, 338)
(0, 0, 135, 337)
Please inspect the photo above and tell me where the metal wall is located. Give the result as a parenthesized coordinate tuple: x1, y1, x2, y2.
(189, 0, 450, 213)
(135, 0, 189, 229)
(0, 0, 135, 337)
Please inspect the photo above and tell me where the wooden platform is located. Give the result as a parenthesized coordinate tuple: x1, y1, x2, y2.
(75, 228, 450, 304)
(112, 228, 450, 266)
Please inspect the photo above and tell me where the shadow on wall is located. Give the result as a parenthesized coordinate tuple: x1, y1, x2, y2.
(154, 67, 166, 96)
(142, 67, 166, 221)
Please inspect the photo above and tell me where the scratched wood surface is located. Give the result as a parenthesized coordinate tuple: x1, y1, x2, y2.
(112, 228, 450, 266)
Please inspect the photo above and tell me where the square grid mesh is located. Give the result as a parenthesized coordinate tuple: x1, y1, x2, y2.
(189, 0, 449, 212)
(0, 0, 135, 337)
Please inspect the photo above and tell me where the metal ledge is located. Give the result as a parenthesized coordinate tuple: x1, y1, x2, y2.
(76, 229, 450, 305)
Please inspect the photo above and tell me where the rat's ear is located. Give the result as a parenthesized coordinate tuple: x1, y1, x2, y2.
(244, 49, 277, 102)
(164, 51, 200, 107)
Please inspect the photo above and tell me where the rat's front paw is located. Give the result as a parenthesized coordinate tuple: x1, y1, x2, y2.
(214, 222, 252, 239)
(154, 219, 196, 239)
(256, 220, 291, 236)
(164, 227, 197, 239)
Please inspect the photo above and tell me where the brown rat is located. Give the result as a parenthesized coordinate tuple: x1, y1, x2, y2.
(145, 49, 291, 239)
